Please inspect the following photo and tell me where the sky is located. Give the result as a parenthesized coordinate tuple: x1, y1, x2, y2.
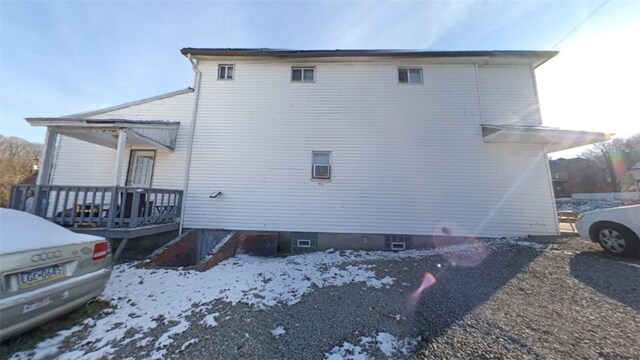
(1, 0, 639, 158)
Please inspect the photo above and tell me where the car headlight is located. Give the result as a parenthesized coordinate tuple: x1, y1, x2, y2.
(576, 213, 584, 222)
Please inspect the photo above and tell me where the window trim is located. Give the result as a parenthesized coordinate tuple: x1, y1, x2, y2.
(398, 67, 423, 84)
(311, 151, 331, 180)
(291, 66, 316, 83)
(218, 64, 235, 80)
(297, 239, 312, 248)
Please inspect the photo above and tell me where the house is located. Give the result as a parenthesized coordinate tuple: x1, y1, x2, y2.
(549, 157, 613, 198)
(11, 49, 612, 253)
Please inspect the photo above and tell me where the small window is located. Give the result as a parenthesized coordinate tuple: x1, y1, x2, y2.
(312, 151, 331, 179)
(297, 239, 312, 248)
(218, 64, 234, 80)
(398, 68, 422, 84)
(292, 67, 315, 82)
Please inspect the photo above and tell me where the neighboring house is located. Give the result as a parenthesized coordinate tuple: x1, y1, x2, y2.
(549, 157, 613, 198)
(11, 49, 612, 252)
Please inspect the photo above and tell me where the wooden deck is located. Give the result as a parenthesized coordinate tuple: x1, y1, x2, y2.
(10, 185, 183, 238)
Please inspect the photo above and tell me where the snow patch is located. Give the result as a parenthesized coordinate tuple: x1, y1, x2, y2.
(325, 332, 420, 359)
(271, 325, 286, 337)
(200, 312, 220, 327)
(155, 320, 190, 348)
(179, 338, 199, 352)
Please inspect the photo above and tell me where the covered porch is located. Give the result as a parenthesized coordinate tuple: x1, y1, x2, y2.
(480, 124, 613, 152)
(10, 118, 183, 247)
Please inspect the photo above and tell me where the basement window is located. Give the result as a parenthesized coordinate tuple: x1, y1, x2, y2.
(292, 67, 315, 82)
(218, 64, 234, 80)
(398, 68, 422, 84)
(296, 239, 312, 248)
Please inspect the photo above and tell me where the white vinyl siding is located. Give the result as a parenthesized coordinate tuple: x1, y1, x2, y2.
(50, 91, 194, 189)
(478, 65, 541, 125)
(183, 60, 556, 237)
(50, 136, 115, 186)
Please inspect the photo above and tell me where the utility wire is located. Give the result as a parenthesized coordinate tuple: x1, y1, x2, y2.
(552, 0, 612, 49)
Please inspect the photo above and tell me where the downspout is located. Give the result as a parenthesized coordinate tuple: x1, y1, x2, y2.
(179, 54, 202, 234)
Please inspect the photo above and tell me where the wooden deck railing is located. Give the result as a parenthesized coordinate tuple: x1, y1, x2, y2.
(10, 185, 183, 229)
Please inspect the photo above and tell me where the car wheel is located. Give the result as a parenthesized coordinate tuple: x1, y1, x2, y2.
(590, 221, 640, 259)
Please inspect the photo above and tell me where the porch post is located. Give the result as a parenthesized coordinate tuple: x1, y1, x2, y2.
(37, 129, 58, 186)
(32, 130, 58, 215)
(113, 130, 127, 186)
(108, 130, 127, 228)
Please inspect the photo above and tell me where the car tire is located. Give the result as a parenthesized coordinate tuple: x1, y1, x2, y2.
(589, 221, 640, 259)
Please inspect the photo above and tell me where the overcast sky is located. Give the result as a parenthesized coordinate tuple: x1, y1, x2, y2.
(1, 1, 638, 157)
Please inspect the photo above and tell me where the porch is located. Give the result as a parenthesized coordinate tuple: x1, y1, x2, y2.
(12, 117, 185, 258)
(10, 185, 183, 239)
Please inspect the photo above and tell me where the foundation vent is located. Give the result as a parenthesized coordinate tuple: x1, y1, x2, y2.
(385, 235, 410, 251)
(291, 232, 317, 253)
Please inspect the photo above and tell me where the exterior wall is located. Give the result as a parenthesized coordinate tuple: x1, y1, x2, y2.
(50, 136, 115, 186)
(50, 92, 194, 189)
(183, 59, 557, 237)
(478, 65, 541, 126)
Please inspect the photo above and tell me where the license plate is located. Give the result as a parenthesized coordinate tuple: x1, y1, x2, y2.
(18, 265, 64, 289)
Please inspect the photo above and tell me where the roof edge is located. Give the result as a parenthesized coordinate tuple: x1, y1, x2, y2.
(62, 87, 194, 119)
(180, 48, 558, 67)
(26, 117, 181, 128)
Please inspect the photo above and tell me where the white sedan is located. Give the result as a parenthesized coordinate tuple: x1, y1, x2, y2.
(576, 205, 640, 259)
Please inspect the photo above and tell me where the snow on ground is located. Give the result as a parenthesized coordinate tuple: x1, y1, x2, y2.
(325, 332, 421, 359)
(10, 240, 544, 360)
(270, 325, 286, 337)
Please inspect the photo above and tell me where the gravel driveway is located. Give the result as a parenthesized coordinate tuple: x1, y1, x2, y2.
(4, 237, 639, 359)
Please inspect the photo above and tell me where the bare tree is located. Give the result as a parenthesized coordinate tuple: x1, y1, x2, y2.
(580, 133, 640, 192)
(0, 135, 43, 207)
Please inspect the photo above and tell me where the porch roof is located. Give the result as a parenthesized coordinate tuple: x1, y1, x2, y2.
(480, 124, 613, 152)
(26, 118, 180, 151)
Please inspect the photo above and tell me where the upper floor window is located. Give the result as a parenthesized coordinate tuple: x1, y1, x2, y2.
(398, 68, 422, 84)
(292, 67, 315, 82)
(218, 64, 234, 80)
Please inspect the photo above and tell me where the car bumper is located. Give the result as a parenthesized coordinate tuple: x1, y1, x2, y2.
(0, 267, 111, 341)
(575, 219, 592, 241)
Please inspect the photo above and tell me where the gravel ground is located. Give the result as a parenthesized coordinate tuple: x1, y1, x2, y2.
(104, 237, 639, 359)
(415, 238, 640, 359)
(4, 237, 639, 359)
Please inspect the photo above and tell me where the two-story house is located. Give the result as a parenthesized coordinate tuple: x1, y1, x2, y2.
(12, 49, 611, 253)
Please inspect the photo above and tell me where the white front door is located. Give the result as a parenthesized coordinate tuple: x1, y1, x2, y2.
(127, 150, 155, 187)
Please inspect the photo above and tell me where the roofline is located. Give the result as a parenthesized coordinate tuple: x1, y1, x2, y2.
(63, 87, 194, 119)
(180, 48, 558, 68)
(26, 118, 180, 129)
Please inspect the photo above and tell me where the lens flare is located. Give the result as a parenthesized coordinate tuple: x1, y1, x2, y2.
(407, 272, 437, 309)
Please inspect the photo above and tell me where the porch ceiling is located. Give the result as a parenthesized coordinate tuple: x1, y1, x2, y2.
(26, 118, 180, 151)
(480, 124, 613, 153)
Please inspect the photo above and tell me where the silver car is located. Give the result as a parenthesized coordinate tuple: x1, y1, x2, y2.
(0, 208, 112, 341)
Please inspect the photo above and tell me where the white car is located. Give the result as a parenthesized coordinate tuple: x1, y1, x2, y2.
(576, 205, 640, 259)
(0, 209, 112, 341)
